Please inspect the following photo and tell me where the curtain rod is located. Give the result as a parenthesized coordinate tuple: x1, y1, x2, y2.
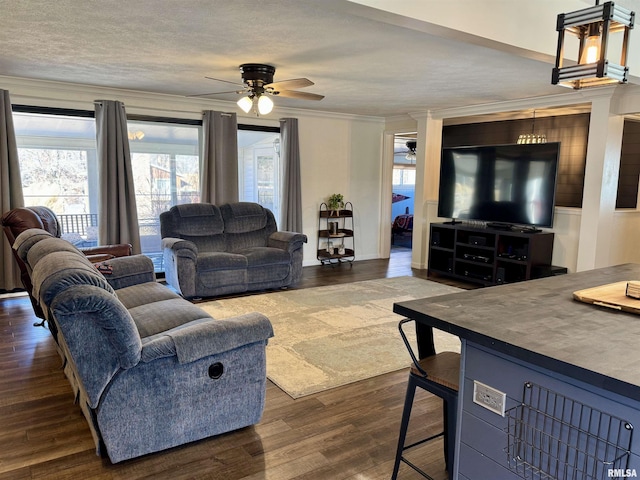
(202, 111, 234, 117)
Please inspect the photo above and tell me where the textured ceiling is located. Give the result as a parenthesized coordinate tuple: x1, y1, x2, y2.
(0, 0, 636, 117)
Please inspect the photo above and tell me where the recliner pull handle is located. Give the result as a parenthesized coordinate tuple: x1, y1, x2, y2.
(208, 362, 224, 379)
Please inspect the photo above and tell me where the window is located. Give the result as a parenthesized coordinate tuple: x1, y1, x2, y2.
(13, 109, 280, 273)
(13, 109, 99, 248)
(127, 119, 201, 271)
(238, 127, 281, 223)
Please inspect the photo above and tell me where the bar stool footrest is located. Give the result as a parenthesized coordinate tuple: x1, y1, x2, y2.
(402, 430, 445, 452)
(400, 457, 438, 480)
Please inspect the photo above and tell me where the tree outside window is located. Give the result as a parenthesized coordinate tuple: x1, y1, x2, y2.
(14, 111, 99, 247)
(127, 120, 201, 271)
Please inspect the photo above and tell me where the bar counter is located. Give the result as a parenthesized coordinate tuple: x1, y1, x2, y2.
(394, 264, 640, 479)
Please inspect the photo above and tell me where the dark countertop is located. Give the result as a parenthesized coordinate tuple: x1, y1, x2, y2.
(394, 264, 640, 402)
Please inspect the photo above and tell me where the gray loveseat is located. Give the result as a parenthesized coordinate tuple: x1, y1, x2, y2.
(14, 228, 274, 463)
(160, 202, 307, 298)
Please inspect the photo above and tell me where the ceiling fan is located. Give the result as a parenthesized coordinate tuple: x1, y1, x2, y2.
(191, 63, 324, 115)
(394, 140, 417, 163)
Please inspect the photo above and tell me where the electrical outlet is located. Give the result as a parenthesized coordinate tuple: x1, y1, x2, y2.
(473, 380, 506, 416)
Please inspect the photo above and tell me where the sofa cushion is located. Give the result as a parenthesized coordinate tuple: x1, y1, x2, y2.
(27, 236, 84, 269)
(191, 252, 248, 290)
(220, 202, 268, 233)
(240, 247, 292, 287)
(116, 282, 182, 310)
(162, 204, 224, 238)
(32, 251, 115, 306)
(197, 252, 248, 271)
(13, 228, 55, 263)
(161, 203, 227, 253)
(128, 298, 215, 338)
(240, 247, 291, 267)
(170, 203, 224, 235)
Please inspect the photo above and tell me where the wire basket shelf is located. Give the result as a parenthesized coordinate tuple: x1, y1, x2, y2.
(505, 382, 633, 480)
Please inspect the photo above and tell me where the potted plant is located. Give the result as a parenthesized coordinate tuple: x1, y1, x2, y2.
(327, 193, 344, 216)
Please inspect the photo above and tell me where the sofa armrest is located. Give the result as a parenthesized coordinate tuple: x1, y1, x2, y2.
(162, 237, 198, 262)
(140, 313, 274, 364)
(268, 231, 307, 253)
(95, 254, 156, 290)
(81, 243, 132, 261)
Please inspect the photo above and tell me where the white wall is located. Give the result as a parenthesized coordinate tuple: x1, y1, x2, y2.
(298, 115, 385, 265)
(549, 208, 582, 273)
(612, 211, 640, 265)
(0, 75, 385, 267)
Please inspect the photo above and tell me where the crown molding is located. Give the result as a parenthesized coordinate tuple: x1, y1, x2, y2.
(430, 88, 622, 121)
(0, 75, 384, 124)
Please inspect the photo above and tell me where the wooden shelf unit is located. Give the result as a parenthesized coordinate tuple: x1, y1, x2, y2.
(317, 202, 355, 265)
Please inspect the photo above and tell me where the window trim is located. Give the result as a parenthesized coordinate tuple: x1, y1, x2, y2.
(127, 114, 202, 126)
(12, 104, 95, 118)
(239, 124, 280, 133)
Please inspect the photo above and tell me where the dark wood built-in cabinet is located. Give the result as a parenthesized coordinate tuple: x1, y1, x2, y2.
(428, 222, 555, 286)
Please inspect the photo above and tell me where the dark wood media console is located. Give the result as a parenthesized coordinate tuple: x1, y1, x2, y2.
(428, 222, 555, 286)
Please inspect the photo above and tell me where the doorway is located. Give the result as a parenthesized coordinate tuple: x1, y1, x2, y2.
(391, 134, 417, 256)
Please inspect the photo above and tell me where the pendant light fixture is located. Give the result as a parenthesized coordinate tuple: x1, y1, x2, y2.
(517, 111, 547, 144)
(552, 1, 635, 89)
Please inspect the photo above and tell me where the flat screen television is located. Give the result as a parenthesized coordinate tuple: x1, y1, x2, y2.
(437, 143, 560, 229)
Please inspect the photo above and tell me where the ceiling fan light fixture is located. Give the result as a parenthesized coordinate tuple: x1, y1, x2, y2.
(237, 96, 253, 113)
(552, 1, 635, 89)
(257, 95, 274, 115)
(196, 63, 322, 114)
(127, 130, 145, 141)
(405, 141, 417, 162)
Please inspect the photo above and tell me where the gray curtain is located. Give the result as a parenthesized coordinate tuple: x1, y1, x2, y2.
(200, 111, 238, 204)
(280, 118, 302, 232)
(95, 100, 141, 254)
(0, 90, 24, 290)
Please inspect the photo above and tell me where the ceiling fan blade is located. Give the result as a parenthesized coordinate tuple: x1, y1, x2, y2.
(275, 90, 325, 101)
(267, 78, 314, 91)
(204, 76, 245, 87)
(187, 89, 244, 98)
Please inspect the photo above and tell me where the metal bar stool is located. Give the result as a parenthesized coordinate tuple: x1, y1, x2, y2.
(391, 318, 460, 479)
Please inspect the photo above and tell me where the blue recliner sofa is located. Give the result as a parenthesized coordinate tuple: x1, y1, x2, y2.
(160, 202, 307, 298)
(14, 228, 274, 463)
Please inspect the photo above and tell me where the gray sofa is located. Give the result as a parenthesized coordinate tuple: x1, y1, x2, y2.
(160, 202, 307, 298)
(14, 228, 274, 463)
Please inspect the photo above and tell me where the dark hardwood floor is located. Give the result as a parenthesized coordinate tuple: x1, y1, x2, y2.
(0, 248, 467, 479)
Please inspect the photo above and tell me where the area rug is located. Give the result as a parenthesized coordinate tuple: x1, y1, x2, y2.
(199, 276, 461, 398)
